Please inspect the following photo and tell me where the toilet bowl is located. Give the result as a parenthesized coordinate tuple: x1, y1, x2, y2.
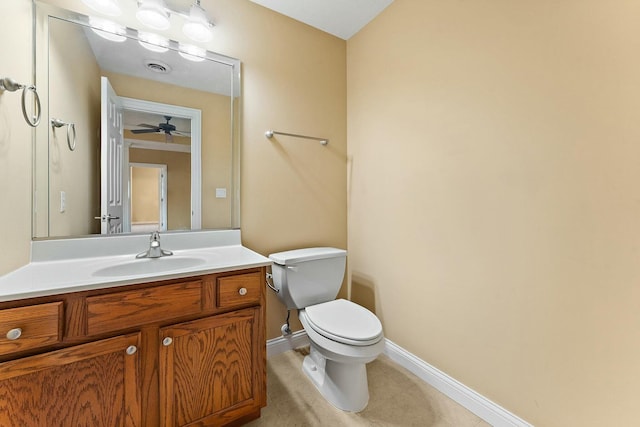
(299, 299, 384, 411)
(268, 248, 384, 412)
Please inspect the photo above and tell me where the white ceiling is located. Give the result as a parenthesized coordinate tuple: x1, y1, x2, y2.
(248, 0, 394, 40)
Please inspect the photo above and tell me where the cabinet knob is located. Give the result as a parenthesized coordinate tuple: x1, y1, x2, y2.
(238, 287, 248, 296)
(6, 328, 22, 340)
(126, 345, 137, 355)
(162, 337, 173, 346)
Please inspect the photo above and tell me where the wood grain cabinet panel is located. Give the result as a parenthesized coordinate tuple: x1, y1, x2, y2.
(0, 302, 62, 356)
(0, 268, 266, 427)
(86, 281, 203, 335)
(0, 333, 141, 427)
(159, 308, 262, 427)
(217, 272, 262, 309)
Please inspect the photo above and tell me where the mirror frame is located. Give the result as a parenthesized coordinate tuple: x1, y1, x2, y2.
(32, 0, 242, 239)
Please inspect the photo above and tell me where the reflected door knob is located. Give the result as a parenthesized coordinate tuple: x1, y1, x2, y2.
(94, 214, 120, 222)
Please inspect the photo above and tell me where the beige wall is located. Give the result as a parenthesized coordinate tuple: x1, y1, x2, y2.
(210, 0, 348, 337)
(131, 166, 160, 224)
(348, 1, 640, 426)
(48, 17, 101, 237)
(129, 149, 191, 230)
(0, 0, 32, 274)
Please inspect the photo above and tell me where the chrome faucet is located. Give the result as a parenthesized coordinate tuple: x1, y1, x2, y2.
(136, 231, 173, 259)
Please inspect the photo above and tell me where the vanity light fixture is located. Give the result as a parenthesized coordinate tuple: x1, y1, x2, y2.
(81, 0, 122, 16)
(182, 0, 214, 43)
(136, 0, 171, 30)
(135, 0, 214, 43)
(178, 43, 207, 62)
(138, 32, 170, 52)
(86, 0, 215, 45)
(89, 16, 127, 42)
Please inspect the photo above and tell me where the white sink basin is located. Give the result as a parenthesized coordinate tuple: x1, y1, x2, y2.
(92, 256, 206, 277)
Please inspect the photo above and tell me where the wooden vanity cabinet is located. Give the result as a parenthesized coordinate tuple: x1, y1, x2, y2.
(0, 267, 267, 427)
(159, 308, 262, 426)
(0, 333, 141, 427)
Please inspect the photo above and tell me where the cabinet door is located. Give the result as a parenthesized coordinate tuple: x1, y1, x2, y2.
(0, 333, 141, 427)
(159, 308, 262, 426)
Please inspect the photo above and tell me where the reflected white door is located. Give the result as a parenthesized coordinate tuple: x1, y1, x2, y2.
(100, 77, 125, 234)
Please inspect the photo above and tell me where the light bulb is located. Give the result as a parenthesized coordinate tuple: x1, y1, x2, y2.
(182, 3, 213, 43)
(89, 17, 127, 42)
(82, 0, 122, 16)
(136, 0, 170, 30)
(178, 43, 207, 62)
(138, 32, 169, 53)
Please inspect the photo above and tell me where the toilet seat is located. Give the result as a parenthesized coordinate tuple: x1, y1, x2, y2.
(304, 299, 383, 346)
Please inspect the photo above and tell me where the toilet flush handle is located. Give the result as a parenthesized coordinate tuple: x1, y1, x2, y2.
(286, 266, 298, 272)
(265, 272, 279, 293)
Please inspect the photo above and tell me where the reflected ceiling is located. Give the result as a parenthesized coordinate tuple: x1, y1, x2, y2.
(82, 26, 232, 96)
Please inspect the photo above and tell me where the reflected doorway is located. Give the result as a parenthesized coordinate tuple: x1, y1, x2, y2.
(129, 163, 167, 233)
(100, 76, 202, 235)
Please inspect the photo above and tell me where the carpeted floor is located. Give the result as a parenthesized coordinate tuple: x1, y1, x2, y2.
(246, 348, 491, 426)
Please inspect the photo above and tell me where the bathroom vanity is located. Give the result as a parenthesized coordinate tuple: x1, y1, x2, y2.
(0, 1, 264, 423)
(0, 231, 270, 427)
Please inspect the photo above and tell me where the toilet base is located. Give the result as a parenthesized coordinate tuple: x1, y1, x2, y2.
(302, 344, 370, 412)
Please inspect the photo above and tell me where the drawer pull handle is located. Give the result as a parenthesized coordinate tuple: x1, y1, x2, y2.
(126, 345, 137, 355)
(6, 328, 22, 340)
(163, 337, 173, 346)
(238, 287, 248, 296)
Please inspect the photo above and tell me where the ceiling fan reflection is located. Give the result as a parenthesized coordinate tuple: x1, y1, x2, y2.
(131, 116, 191, 142)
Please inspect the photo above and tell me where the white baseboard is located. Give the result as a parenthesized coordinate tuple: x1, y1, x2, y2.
(266, 330, 310, 359)
(266, 332, 532, 427)
(384, 338, 533, 427)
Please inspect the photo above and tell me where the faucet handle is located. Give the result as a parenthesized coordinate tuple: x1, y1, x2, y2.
(135, 231, 172, 258)
(149, 231, 162, 249)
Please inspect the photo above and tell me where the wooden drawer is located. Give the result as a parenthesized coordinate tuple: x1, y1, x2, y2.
(217, 272, 262, 309)
(86, 281, 203, 336)
(0, 302, 62, 356)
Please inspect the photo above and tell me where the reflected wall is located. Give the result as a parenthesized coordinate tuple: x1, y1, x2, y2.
(34, 2, 239, 238)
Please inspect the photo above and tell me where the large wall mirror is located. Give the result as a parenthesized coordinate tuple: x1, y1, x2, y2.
(33, 1, 241, 239)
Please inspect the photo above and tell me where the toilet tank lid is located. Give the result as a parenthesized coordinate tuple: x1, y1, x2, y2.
(268, 247, 346, 265)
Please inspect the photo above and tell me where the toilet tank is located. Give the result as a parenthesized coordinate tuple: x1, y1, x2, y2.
(269, 247, 347, 310)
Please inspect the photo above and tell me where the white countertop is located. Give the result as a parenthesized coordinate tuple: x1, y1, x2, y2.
(0, 230, 271, 302)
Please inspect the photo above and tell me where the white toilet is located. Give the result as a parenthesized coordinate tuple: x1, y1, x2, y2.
(268, 247, 384, 412)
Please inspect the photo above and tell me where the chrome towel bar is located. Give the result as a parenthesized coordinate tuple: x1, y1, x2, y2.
(265, 129, 328, 146)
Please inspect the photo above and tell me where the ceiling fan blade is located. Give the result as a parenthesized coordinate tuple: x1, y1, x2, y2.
(131, 128, 161, 134)
(136, 123, 160, 129)
(172, 131, 191, 137)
